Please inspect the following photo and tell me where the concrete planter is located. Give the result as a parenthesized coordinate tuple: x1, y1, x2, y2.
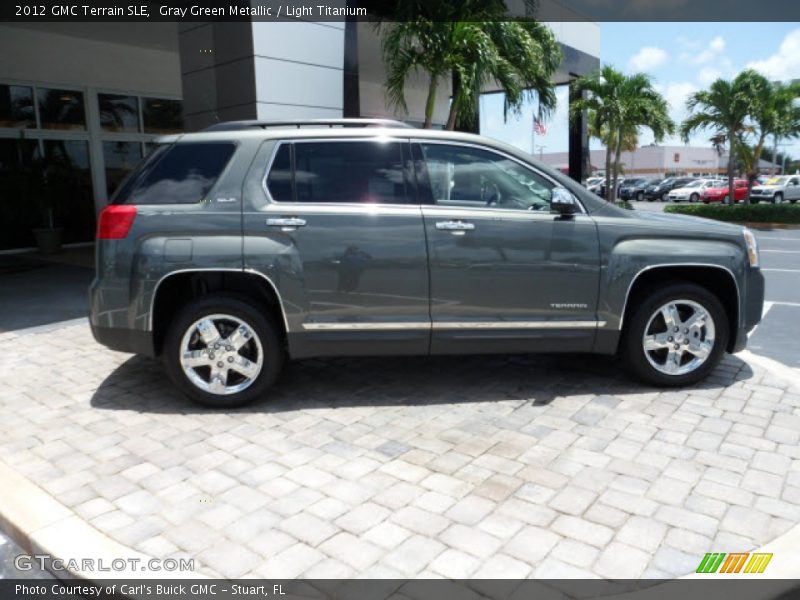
(32, 227, 63, 255)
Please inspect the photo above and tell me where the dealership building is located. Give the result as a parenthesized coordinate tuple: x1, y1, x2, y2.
(0, 16, 599, 251)
(539, 145, 781, 179)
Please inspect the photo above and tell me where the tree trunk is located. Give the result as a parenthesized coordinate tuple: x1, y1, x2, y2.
(612, 129, 623, 202)
(604, 139, 612, 202)
(423, 76, 438, 129)
(771, 135, 779, 176)
(727, 132, 736, 208)
(445, 70, 461, 131)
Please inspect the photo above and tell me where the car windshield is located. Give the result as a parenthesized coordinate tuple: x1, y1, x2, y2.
(685, 180, 703, 188)
(766, 176, 788, 185)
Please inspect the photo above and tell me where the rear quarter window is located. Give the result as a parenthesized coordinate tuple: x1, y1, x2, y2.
(113, 141, 236, 205)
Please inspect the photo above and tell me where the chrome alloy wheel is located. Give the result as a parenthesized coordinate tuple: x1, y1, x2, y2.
(642, 299, 716, 376)
(179, 314, 264, 395)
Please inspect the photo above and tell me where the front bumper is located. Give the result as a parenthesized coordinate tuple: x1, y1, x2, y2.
(732, 267, 765, 353)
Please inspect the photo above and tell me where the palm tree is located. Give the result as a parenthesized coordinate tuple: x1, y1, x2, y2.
(680, 72, 755, 205)
(767, 80, 800, 176)
(572, 66, 674, 201)
(379, 2, 561, 130)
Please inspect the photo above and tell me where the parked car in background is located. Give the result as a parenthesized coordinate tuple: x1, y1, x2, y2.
(88, 118, 764, 407)
(585, 176, 603, 187)
(751, 175, 800, 203)
(620, 178, 661, 201)
(588, 177, 627, 199)
(701, 179, 748, 204)
(644, 177, 696, 201)
(668, 179, 718, 202)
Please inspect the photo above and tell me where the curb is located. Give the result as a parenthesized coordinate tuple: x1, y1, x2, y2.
(0, 460, 203, 582)
(0, 351, 798, 587)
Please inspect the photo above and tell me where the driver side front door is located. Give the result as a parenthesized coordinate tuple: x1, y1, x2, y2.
(413, 142, 602, 355)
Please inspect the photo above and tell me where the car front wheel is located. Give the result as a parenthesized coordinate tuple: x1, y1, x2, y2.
(622, 283, 728, 387)
(163, 294, 284, 408)
(774, 193, 783, 204)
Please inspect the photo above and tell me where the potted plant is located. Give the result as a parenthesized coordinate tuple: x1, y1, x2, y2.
(29, 149, 69, 255)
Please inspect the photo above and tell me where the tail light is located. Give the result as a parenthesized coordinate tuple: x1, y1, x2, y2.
(97, 205, 137, 240)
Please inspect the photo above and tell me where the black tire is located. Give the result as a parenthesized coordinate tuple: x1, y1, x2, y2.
(636, 192, 644, 201)
(723, 195, 731, 205)
(690, 193, 699, 203)
(163, 294, 285, 408)
(621, 282, 729, 387)
(774, 193, 783, 204)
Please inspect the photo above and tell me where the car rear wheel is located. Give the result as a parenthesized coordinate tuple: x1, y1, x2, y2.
(163, 294, 284, 408)
(622, 283, 728, 387)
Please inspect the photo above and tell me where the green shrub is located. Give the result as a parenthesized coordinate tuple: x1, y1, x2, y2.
(615, 201, 634, 210)
(663, 203, 800, 224)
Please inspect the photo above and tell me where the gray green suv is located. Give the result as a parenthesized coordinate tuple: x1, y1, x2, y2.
(89, 119, 764, 407)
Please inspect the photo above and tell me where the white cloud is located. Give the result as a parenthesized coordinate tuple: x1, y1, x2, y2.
(747, 28, 800, 81)
(628, 46, 669, 72)
(691, 36, 725, 64)
(697, 67, 722, 85)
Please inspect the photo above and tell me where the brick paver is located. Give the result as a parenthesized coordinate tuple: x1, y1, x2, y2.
(1, 322, 800, 578)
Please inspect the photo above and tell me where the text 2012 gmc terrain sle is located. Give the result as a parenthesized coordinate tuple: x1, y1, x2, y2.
(90, 119, 764, 407)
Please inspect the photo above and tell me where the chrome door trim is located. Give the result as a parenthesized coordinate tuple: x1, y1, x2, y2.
(301, 320, 604, 331)
(411, 138, 588, 214)
(148, 268, 290, 334)
(433, 321, 605, 330)
(302, 322, 430, 331)
(618, 263, 740, 331)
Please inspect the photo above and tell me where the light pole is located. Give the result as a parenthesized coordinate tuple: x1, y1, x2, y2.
(535, 144, 546, 161)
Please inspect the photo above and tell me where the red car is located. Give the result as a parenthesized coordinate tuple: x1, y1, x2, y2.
(702, 179, 749, 204)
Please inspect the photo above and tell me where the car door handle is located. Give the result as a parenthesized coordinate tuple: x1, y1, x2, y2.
(436, 220, 475, 233)
(266, 217, 306, 230)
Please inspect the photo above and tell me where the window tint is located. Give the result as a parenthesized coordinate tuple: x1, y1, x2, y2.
(266, 144, 293, 202)
(292, 141, 407, 204)
(417, 143, 554, 211)
(113, 142, 235, 205)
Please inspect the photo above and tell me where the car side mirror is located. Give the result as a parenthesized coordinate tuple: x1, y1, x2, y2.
(551, 187, 578, 215)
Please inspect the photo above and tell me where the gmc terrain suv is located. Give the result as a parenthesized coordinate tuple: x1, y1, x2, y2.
(90, 119, 764, 407)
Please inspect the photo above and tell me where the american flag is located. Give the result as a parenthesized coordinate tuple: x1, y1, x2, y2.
(533, 118, 547, 136)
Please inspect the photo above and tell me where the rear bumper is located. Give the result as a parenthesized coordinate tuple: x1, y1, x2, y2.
(90, 323, 155, 357)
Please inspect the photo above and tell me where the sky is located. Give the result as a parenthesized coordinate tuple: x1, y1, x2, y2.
(480, 22, 800, 160)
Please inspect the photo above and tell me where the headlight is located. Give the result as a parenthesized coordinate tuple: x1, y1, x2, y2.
(743, 228, 759, 268)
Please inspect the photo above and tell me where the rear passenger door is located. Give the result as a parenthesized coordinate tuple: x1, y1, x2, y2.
(243, 138, 430, 358)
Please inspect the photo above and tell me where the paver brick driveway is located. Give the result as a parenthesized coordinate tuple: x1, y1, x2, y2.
(1, 321, 800, 579)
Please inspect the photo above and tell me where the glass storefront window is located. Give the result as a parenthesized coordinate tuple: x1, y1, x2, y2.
(41, 140, 95, 243)
(0, 85, 35, 128)
(99, 94, 140, 133)
(38, 88, 86, 130)
(0, 138, 42, 250)
(142, 98, 183, 134)
(103, 141, 143, 198)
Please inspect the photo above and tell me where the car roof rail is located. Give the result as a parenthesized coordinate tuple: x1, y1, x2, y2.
(202, 118, 415, 132)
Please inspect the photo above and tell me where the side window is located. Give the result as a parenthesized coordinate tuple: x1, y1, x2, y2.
(283, 141, 408, 204)
(790, 178, 799, 186)
(266, 143, 293, 202)
(114, 142, 236, 205)
(416, 143, 554, 212)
